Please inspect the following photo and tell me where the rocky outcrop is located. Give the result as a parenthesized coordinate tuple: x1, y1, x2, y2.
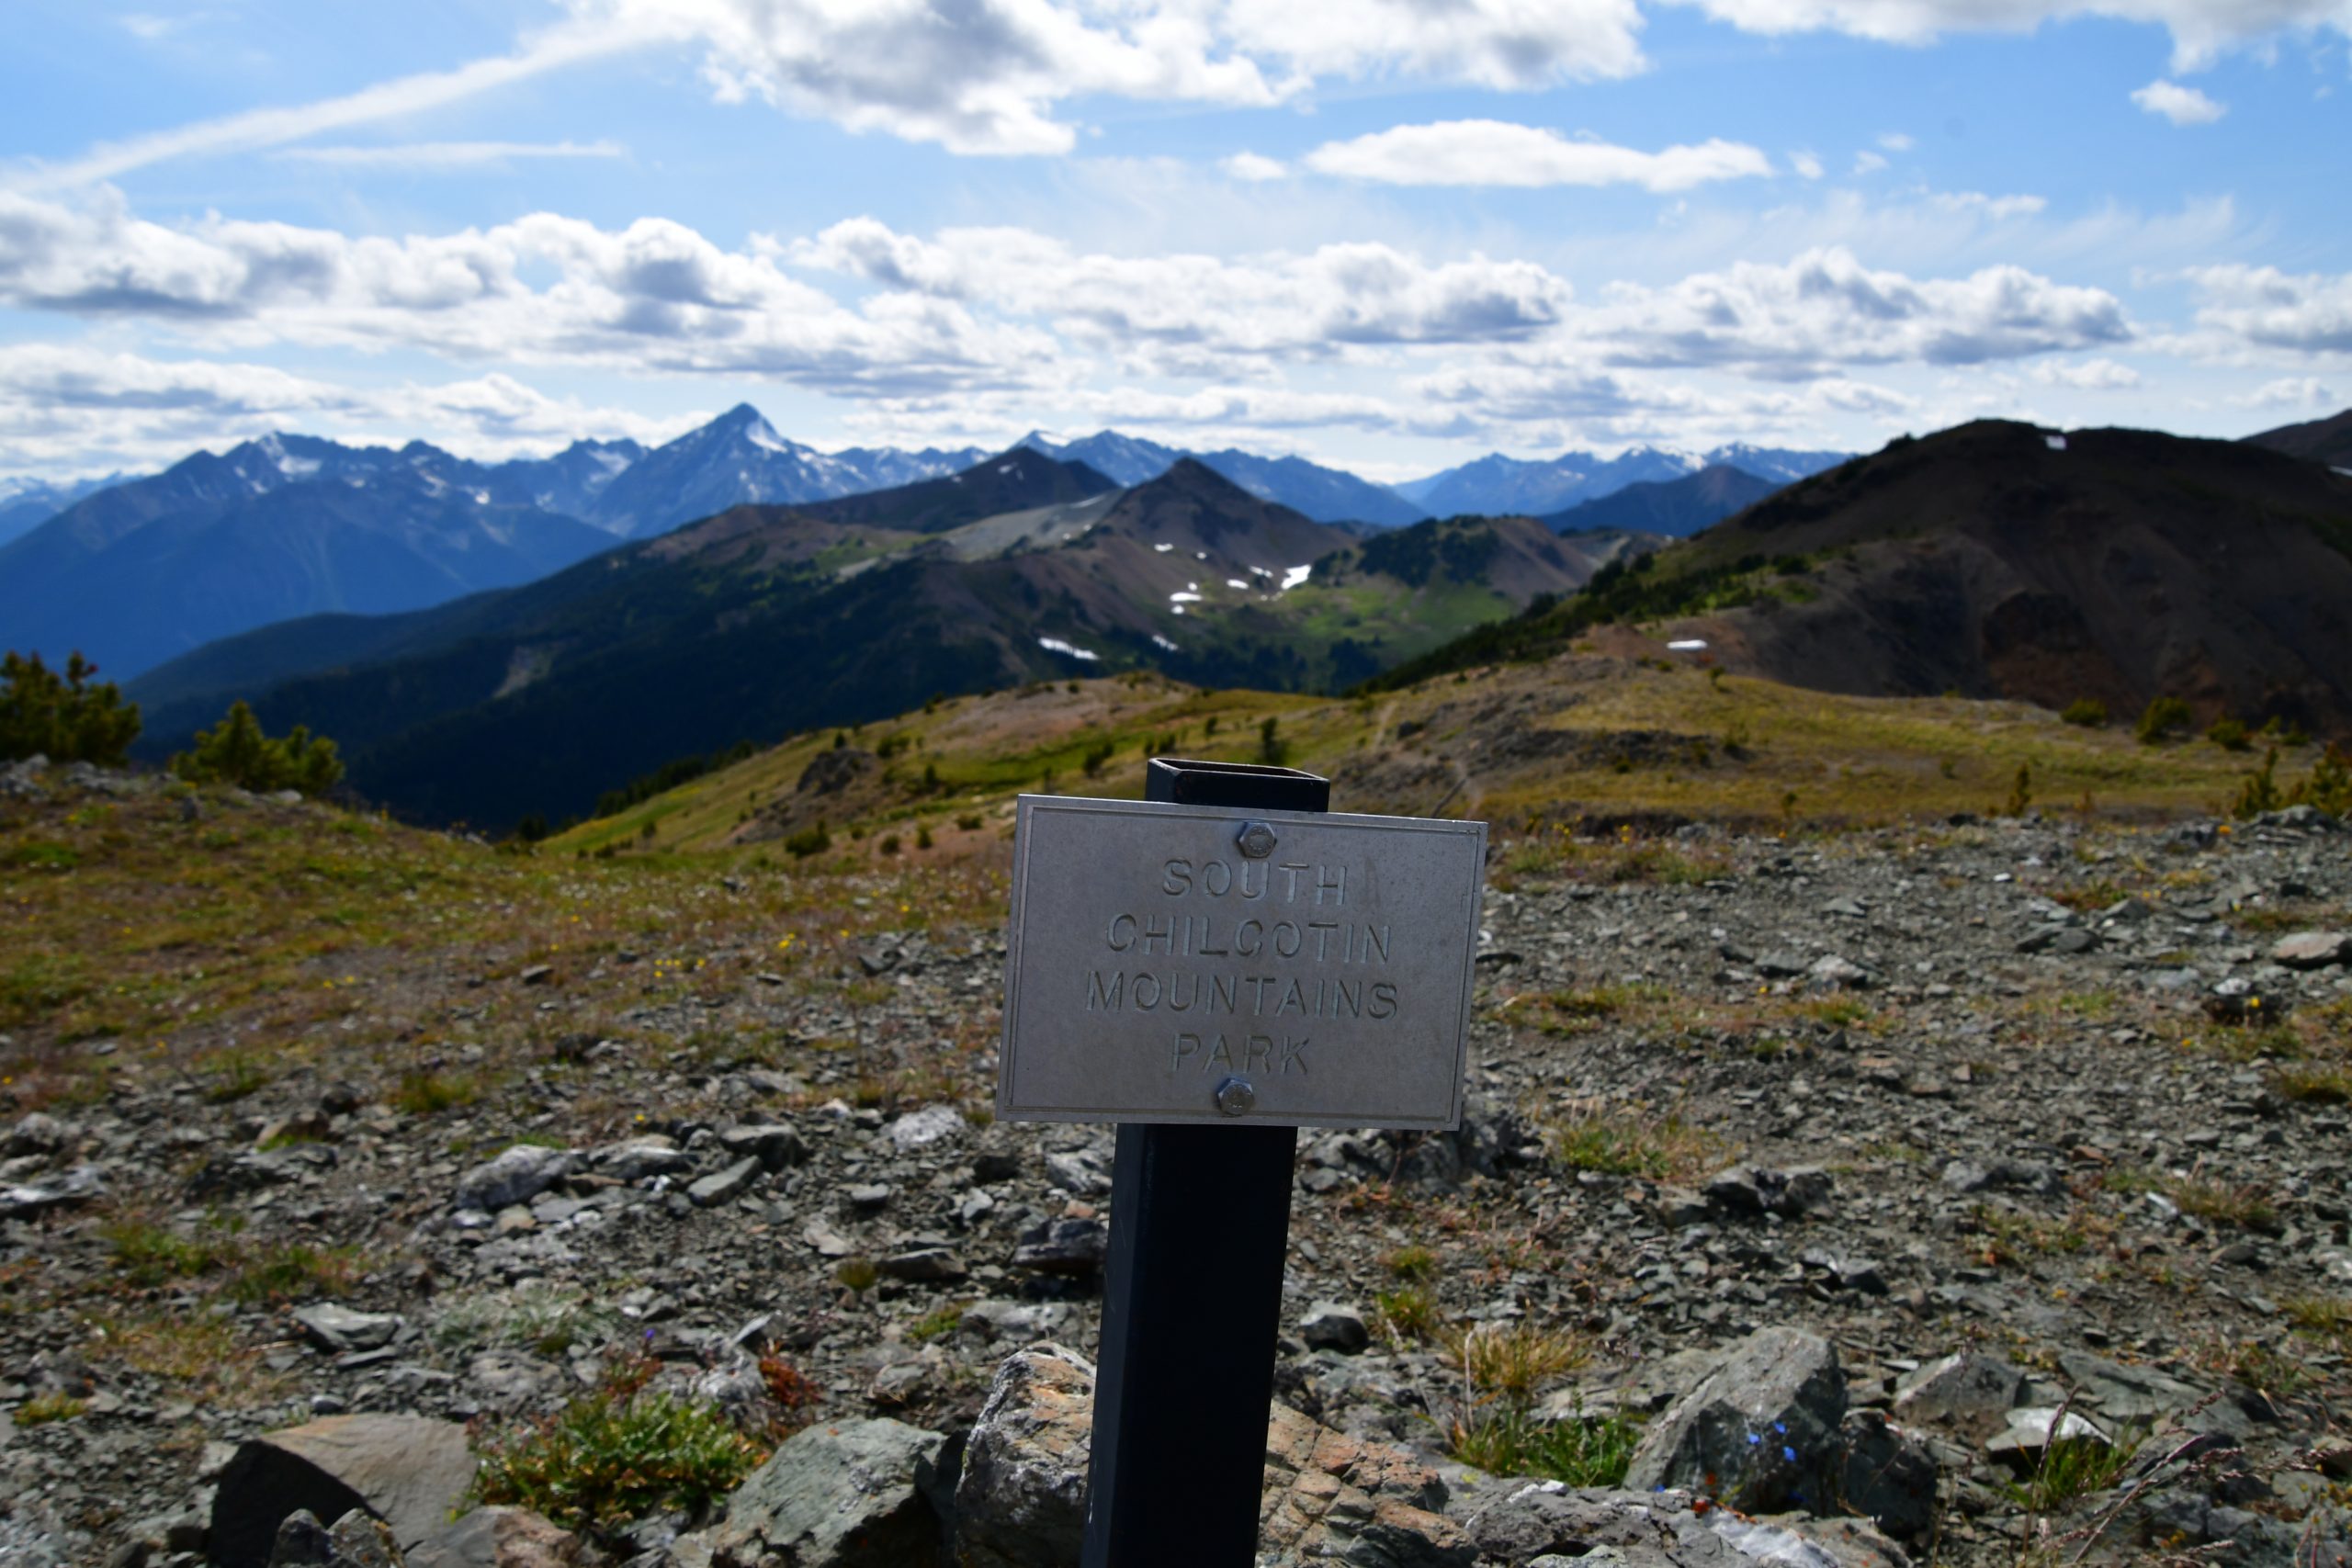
(211, 1416, 477, 1568)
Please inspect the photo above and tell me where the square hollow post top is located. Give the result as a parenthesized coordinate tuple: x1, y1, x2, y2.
(1145, 757, 1330, 813)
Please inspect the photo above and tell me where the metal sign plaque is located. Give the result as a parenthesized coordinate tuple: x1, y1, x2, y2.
(998, 795, 1487, 1130)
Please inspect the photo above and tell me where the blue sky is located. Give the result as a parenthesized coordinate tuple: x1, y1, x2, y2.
(1, 0, 2346, 485)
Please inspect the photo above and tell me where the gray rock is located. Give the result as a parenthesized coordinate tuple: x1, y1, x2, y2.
(717, 1123, 809, 1171)
(887, 1106, 964, 1150)
(452, 1146, 571, 1213)
(1807, 955, 1871, 989)
(1299, 1301, 1372, 1354)
(876, 1247, 968, 1283)
(2252, 805, 2342, 832)
(1042, 1148, 1113, 1196)
(0, 1162, 105, 1221)
(1462, 1483, 1906, 1568)
(6, 1111, 70, 1159)
(686, 1156, 762, 1207)
(591, 1137, 691, 1182)
(1985, 1406, 2110, 1473)
(267, 1511, 334, 1567)
(957, 1300, 1072, 1344)
(1833, 1410, 1938, 1540)
(1012, 1217, 1107, 1275)
(212, 1416, 477, 1568)
(2052, 1349, 2204, 1424)
(953, 1347, 1096, 1568)
(324, 1512, 404, 1568)
(708, 1416, 952, 1568)
(1891, 1352, 2023, 1442)
(1938, 1157, 2056, 1196)
(292, 1304, 403, 1356)
(1650, 1186, 1713, 1227)
(1703, 1164, 1832, 1218)
(407, 1506, 585, 1567)
(1623, 1325, 1847, 1513)
(2272, 931, 2350, 969)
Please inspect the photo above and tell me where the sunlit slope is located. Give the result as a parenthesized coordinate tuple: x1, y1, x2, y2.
(553, 657, 2281, 861)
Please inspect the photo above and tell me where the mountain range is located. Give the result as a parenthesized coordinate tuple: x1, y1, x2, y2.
(0, 473, 129, 550)
(0, 406, 1855, 681)
(1396, 442, 1849, 519)
(1385, 421, 2352, 739)
(1536, 464, 1784, 537)
(128, 455, 1653, 828)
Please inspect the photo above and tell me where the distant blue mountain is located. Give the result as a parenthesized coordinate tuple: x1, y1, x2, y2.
(1401, 444, 1849, 518)
(0, 472, 131, 548)
(1018, 430, 1427, 528)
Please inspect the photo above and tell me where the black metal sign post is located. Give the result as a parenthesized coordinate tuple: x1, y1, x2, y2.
(998, 756, 1484, 1566)
(1080, 758, 1329, 1568)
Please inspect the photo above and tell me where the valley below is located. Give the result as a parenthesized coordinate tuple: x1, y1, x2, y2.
(2, 664, 2348, 1566)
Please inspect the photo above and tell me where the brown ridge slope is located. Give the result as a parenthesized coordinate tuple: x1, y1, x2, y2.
(1657, 420, 2352, 736)
(2247, 406, 2352, 468)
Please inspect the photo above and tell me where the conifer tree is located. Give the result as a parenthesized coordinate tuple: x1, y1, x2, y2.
(0, 651, 141, 765)
(171, 701, 345, 794)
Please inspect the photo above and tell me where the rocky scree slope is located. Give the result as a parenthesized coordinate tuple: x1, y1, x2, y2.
(0, 761, 2349, 1562)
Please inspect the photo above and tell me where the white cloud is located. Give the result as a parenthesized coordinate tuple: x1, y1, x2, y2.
(9, 17, 653, 191)
(273, 140, 628, 168)
(1877, 130, 1916, 151)
(29, 0, 2350, 188)
(2131, 79, 2226, 123)
(2031, 356, 2141, 388)
(1853, 150, 1889, 175)
(789, 218, 1575, 356)
(0, 344, 694, 475)
(1222, 152, 1289, 182)
(2236, 376, 2336, 410)
(1673, 0, 2352, 73)
(1585, 246, 2132, 375)
(0, 189, 1062, 396)
(1302, 121, 1773, 191)
(2185, 265, 2352, 355)
(1210, 0, 1648, 87)
(1791, 151, 1825, 179)
(1928, 191, 2047, 220)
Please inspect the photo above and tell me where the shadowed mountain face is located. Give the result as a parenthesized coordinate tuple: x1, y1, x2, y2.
(0, 449, 622, 682)
(2248, 408, 2352, 469)
(1564, 423, 2352, 735)
(130, 457, 1633, 828)
(1538, 465, 1782, 537)
(1399, 444, 1847, 518)
(1017, 430, 1428, 528)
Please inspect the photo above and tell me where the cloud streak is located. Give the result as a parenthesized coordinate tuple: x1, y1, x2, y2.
(272, 140, 629, 168)
(1303, 121, 1773, 191)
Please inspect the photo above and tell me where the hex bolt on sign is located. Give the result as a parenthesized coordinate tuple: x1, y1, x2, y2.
(1215, 1077, 1256, 1116)
(1236, 821, 1277, 859)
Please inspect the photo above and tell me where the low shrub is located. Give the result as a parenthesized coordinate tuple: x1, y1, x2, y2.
(470, 1386, 767, 1543)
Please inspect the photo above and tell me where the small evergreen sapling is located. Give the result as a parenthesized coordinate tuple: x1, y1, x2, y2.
(0, 650, 141, 765)
(170, 701, 344, 795)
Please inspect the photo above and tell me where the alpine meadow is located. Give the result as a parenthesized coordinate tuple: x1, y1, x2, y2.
(3, 4, 2352, 1565)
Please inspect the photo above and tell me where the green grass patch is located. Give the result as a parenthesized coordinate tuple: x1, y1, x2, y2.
(1998, 1427, 2143, 1513)
(469, 1386, 767, 1545)
(1373, 1285, 1442, 1343)
(1382, 1245, 1438, 1282)
(1544, 1102, 1726, 1183)
(1450, 1404, 1641, 1487)
(225, 1243, 360, 1305)
(15, 1392, 88, 1426)
(392, 1068, 483, 1115)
